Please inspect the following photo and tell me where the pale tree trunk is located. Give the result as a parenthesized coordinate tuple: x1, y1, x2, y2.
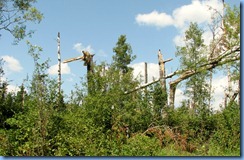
(158, 49, 167, 94)
(57, 32, 61, 96)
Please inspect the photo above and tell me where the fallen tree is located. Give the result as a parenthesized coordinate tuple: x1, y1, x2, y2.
(168, 45, 240, 108)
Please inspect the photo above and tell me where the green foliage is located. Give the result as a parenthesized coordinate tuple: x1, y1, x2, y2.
(0, 0, 43, 43)
(176, 22, 210, 110)
(209, 102, 240, 154)
(120, 134, 161, 156)
(176, 22, 207, 69)
(112, 35, 136, 73)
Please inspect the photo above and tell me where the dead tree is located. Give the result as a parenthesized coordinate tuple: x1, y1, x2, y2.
(158, 49, 172, 105)
(63, 50, 94, 94)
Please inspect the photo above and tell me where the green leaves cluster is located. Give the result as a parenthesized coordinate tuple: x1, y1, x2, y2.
(0, 0, 43, 43)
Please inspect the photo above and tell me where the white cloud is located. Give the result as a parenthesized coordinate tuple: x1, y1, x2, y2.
(135, 0, 223, 46)
(136, 0, 222, 29)
(172, 0, 221, 28)
(47, 63, 71, 75)
(1, 55, 23, 73)
(7, 84, 20, 94)
(73, 43, 94, 54)
(175, 88, 187, 107)
(136, 11, 174, 28)
(173, 34, 185, 47)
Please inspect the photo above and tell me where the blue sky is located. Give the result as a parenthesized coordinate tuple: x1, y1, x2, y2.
(0, 0, 240, 109)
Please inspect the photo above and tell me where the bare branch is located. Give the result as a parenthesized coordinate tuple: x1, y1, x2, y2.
(63, 56, 84, 63)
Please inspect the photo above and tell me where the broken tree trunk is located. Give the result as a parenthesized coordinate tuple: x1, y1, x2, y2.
(63, 50, 94, 94)
(125, 46, 239, 109)
(168, 46, 240, 108)
(158, 49, 172, 106)
(124, 50, 172, 94)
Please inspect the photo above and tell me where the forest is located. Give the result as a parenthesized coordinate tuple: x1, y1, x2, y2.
(0, 0, 240, 156)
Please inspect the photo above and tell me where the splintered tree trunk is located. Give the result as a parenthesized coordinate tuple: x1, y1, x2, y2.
(63, 50, 94, 95)
(158, 49, 167, 94)
(158, 50, 172, 108)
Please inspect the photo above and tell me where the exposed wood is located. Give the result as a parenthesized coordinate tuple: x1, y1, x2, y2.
(63, 56, 84, 63)
(63, 50, 94, 94)
(158, 49, 166, 93)
(158, 49, 173, 94)
(125, 49, 173, 95)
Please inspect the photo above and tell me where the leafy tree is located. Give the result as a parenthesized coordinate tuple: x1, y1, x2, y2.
(0, 0, 43, 43)
(4, 42, 64, 156)
(112, 35, 136, 74)
(176, 22, 210, 111)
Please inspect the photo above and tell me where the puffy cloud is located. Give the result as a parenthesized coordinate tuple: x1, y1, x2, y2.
(173, 34, 185, 47)
(7, 84, 20, 94)
(211, 75, 239, 111)
(47, 63, 71, 75)
(136, 11, 174, 28)
(136, 0, 222, 29)
(73, 43, 94, 54)
(1, 55, 23, 73)
(172, 0, 222, 28)
(175, 88, 187, 107)
(135, 0, 223, 46)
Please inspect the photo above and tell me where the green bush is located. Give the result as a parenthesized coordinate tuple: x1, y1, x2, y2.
(120, 134, 161, 156)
